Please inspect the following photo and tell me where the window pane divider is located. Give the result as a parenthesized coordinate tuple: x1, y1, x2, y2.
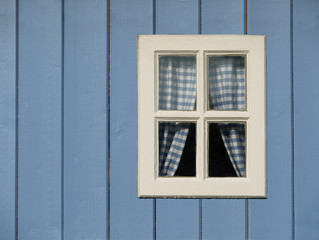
(154, 111, 200, 118)
(197, 50, 205, 181)
(204, 111, 251, 119)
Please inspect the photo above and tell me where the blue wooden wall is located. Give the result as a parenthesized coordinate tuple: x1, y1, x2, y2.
(0, 0, 318, 239)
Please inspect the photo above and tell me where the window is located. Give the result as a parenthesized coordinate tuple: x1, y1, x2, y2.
(138, 35, 266, 198)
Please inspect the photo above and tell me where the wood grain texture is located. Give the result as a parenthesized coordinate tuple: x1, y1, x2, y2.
(0, 1, 16, 239)
(18, 1, 62, 239)
(248, 0, 293, 239)
(202, 0, 247, 239)
(294, 0, 319, 239)
(63, 0, 108, 239)
(155, 1, 200, 239)
(110, 0, 154, 239)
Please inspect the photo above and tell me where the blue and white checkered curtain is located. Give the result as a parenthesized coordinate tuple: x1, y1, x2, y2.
(209, 56, 246, 177)
(159, 122, 191, 176)
(158, 56, 246, 177)
(158, 56, 196, 176)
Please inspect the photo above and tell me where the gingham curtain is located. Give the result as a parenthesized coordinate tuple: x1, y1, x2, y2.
(209, 56, 246, 177)
(158, 56, 196, 176)
(158, 56, 246, 177)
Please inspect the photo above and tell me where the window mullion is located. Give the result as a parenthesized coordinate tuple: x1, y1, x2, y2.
(197, 50, 205, 181)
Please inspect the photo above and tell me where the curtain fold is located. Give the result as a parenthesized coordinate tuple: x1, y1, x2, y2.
(209, 56, 246, 177)
(158, 56, 196, 176)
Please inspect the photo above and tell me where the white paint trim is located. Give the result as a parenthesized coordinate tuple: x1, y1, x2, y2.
(138, 35, 266, 198)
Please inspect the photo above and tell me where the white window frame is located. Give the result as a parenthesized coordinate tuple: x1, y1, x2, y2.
(137, 35, 266, 198)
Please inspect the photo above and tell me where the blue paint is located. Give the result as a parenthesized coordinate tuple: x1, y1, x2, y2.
(157, 199, 200, 240)
(0, 1, 17, 239)
(110, 0, 154, 239)
(63, 0, 108, 239)
(155, 1, 200, 239)
(18, 1, 62, 239)
(202, 1, 247, 239)
(202, 0, 245, 35)
(294, 0, 319, 239)
(156, 0, 199, 34)
(203, 200, 246, 240)
(248, 0, 293, 239)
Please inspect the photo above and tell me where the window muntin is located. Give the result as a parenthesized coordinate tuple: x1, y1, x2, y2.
(138, 35, 266, 198)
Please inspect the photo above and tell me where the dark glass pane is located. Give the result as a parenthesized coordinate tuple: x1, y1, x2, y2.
(159, 122, 196, 177)
(209, 123, 246, 177)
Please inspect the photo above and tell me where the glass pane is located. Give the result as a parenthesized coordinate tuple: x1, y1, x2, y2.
(158, 56, 196, 110)
(208, 56, 246, 110)
(208, 123, 246, 177)
(159, 122, 196, 177)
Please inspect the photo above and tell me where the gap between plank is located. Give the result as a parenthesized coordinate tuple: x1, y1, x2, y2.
(15, 0, 20, 239)
(108, 0, 111, 239)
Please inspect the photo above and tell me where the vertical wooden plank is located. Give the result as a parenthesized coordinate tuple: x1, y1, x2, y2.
(0, 1, 16, 239)
(294, 0, 319, 239)
(155, 0, 200, 239)
(202, 0, 245, 34)
(157, 198, 200, 240)
(18, 1, 62, 239)
(249, 0, 293, 239)
(64, 0, 108, 239)
(110, 0, 154, 239)
(156, 0, 199, 34)
(201, 1, 247, 239)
